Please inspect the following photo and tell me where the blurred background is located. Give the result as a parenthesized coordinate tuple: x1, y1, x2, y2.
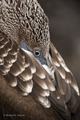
(38, 0, 80, 88)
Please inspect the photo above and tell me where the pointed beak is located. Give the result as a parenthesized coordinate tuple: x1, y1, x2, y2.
(39, 57, 47, 65)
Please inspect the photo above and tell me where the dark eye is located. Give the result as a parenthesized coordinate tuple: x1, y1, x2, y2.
(34, 50, 40, 56)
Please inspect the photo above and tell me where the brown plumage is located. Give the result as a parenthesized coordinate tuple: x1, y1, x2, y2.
(0, 0, 79, 120)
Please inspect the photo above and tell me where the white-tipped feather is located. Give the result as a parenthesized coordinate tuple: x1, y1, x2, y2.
(73, 84, 80, 96)
(25, 84, 33, 93)
(30, 67, 36, 74)
(43, 65, 55, 80)
(60, 62, 70, 72)
(11, 82, 17, 87)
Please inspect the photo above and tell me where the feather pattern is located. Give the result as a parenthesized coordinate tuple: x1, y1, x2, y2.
(0, 31, 58, 109)
(50, 42, 79, 95)
(0, 0, 79, 119)
(0, 31, 79, 120)
(47, 42, 79, 119)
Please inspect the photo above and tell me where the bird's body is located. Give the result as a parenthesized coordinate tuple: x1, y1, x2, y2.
(0, 0, 79, 120)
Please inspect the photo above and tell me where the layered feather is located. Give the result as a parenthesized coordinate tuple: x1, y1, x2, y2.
(0, 31, 79, 120)
(0, 31, 58, 109)
(48, 42, 79, 119)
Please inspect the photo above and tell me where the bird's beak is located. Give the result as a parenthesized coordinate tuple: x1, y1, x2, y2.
(39, 57, 47, 65)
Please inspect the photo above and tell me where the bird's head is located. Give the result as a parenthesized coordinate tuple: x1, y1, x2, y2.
(20, 13, 50, 61)
(21, 41, 48, 65)
(0, 0, 50, 62)
(17, 0, 50, 60)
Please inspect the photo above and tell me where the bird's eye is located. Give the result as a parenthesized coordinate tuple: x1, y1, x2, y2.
(34, 50, 40, 56)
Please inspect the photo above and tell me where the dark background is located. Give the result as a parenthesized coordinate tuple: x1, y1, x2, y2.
(38, 0, 80, 88)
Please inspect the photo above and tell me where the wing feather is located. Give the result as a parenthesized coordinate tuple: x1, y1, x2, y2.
(0, 31, 79, 119)
(0, 31, 59, 109)
(5, 72, 17, 87)
(48, 42, 79, 118)
(50, 42, 79, 95)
